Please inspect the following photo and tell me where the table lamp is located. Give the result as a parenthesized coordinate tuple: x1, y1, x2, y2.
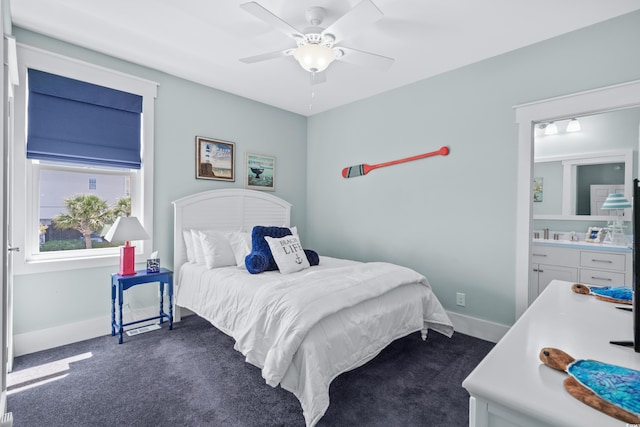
(104, 216, 150, 275)
(601, 193, 632, 245)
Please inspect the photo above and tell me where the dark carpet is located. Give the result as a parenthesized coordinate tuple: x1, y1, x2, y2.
(7, 315, 494, 427)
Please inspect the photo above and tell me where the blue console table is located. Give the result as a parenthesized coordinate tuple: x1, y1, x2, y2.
(111, 268, 173, 344)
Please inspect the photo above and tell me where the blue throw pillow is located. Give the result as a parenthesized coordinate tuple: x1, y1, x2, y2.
(245, 252, 270, 274)
(304, 249, 320, 266)
(245, 226, 320, 274)
(248, 226, 293, 273)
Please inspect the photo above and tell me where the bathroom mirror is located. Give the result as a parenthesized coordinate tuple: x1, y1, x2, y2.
(533, 150, 632, 220)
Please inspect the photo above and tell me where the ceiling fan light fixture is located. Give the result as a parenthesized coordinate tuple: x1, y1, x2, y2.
(293, 43, 336, 73)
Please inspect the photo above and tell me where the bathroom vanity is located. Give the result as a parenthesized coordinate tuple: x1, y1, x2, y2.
(530, 239, 631, 303)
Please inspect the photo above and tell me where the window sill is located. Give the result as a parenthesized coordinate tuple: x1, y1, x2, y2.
(13, 249, 151, 275)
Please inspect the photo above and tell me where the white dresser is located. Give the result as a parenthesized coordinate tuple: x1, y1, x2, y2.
(462, 280, 639, 427)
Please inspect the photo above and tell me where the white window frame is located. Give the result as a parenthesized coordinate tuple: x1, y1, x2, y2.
(12, 44, 158, 274)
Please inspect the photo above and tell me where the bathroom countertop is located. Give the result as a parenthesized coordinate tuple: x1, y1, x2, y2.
(532, 238, 631, 253)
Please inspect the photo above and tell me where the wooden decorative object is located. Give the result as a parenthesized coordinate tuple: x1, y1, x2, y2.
(341, 146, 449, 178)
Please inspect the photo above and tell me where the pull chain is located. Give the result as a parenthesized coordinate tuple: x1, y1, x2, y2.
(309, 71, 318, 111)
(309, 90, 315, 111)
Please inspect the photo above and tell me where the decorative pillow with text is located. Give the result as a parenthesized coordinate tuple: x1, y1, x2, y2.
(264, 234, 310, 274)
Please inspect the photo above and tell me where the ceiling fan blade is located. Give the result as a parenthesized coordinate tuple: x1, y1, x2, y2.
(240, 2, 304, 40)
(337, 46, 394, 71)
(322, 0, 383, 44)
(239, 49, 293, 64)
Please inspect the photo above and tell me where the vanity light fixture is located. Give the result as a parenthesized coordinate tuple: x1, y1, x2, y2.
(566, 118, 581, 133)
(544, 122, 558, 135)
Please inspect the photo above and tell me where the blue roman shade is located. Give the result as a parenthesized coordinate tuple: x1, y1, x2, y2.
(27, 69, 143, 169)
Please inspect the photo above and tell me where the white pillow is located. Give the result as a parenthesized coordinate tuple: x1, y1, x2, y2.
(264, 234, 310, 274)
(191, 229, 206, 265)
(199, 230, 235, 269)
(183, 229, 195, 263)
(229, 231, 252, 269)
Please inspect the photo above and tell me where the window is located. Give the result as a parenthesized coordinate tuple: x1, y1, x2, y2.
(13, 45, 157, 274)
(37, 164, 133, 252)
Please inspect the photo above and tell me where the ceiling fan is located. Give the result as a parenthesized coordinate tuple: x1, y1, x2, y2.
(239, 0, 394, 81)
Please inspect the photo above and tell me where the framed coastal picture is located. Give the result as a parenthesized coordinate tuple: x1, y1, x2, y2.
(585, 226, 604, 243)
(533, 177, 543, 202)
(245, 152, 275, 191)
(195, 136, 235, 181)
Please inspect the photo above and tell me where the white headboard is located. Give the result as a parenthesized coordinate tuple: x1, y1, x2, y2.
(172, 188, 292, 275)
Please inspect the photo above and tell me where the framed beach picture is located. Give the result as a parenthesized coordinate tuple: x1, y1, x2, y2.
(195, 136, 235, 181)
(245, 152, 275, 191)
(585, 226, 604, 243)
(533, 177, 543, 202)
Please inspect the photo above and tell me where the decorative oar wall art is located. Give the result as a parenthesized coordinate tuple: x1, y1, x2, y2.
(341, 146, 449, 178)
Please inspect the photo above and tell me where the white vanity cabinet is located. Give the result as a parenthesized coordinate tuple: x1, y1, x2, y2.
(530, 245, 578, 298)
(531, 263, 577, 296)
(579, 251, 627, 286)
(530, 241, 631, 302)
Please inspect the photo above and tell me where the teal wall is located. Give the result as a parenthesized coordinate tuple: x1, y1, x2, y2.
(12, 28, 307, 335)
(11, 10, 640, 336)
(532, 162, 564, 215)
(306, 11, 640, 326)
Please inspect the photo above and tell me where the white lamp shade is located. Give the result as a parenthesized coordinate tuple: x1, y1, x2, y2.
(544, 122, 558, 135)
(566, 118, 581, 132)
(104, 216, 150, 243)
(601, 193, 632, 210)
(293, 44, 335, 73)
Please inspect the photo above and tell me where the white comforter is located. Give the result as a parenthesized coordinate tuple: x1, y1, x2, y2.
(176, 257, 453, 426)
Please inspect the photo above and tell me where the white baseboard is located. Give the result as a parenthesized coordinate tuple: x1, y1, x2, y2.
(13, 306, 162, 357)
(446, 310, 510, 343)
(0, 391, 6, 417)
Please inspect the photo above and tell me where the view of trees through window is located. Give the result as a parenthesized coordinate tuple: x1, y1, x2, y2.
(39, 168, 132, 252)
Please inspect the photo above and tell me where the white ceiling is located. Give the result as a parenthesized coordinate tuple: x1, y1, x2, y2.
(10, 1, 640, 116)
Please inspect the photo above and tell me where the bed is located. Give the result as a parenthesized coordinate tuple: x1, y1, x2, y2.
(172, 189, 453, 426)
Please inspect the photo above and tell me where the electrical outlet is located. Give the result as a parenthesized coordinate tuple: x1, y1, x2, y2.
(456, 292, 466, 307)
